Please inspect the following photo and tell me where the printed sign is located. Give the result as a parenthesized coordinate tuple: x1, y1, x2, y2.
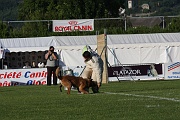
(53, 19, 94, 32)
(0, 68, 47, 87)
(0, 67, 84, 87)
(164, 62, 180, 79)
(0, 64, 165, 87)
(108, 64, 163, 81)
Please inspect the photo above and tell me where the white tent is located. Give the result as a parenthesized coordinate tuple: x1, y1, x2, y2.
(0, 36, 97, 52)
(1, 32, 180, 66)
(107, 33, 180, 65)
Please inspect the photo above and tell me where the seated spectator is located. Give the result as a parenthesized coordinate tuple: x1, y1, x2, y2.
(23, 61, 31, 69)
(31, 61, 38, 68)
(38, 62, 45, 68)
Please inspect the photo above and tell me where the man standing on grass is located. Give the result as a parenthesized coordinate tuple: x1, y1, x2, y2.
(81, 46, 103, 93)
(45, 46, 59, 86)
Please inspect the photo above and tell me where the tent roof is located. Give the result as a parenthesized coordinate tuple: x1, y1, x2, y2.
(107, 32, 180, 48)
(0, 35, 97, 52)
(1, 32, 180, 52)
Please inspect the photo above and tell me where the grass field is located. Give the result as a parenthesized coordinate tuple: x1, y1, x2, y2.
(0, 80, 180, 120)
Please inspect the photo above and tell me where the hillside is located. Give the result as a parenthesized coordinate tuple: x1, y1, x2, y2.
(0, 0, 22, 21)
(0, 0, 180, 22)
(130, 0, 180, 16)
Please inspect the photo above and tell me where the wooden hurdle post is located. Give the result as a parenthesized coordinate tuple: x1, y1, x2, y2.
(97, 29, 108, 84)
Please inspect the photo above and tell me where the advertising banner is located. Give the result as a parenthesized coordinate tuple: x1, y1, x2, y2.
(164, 62, 180, 79)
(0, 67, 84, 87)
(108, 64, 164, 81)
(53, 19, 94, 32)
(0, 68, 47, 87)
(0, 64, 165, 87)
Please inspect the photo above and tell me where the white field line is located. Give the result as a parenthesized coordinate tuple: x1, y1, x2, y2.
(104, 92, 180, 102)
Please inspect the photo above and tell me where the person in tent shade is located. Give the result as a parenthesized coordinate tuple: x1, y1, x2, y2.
(38, 62, 45, 68)
(31, 61, 38, 68)
(81, 46, 104, 93)
(23, 61, 31, 69)
(150, 64, 158, 77)
(45, 46, 59, 85)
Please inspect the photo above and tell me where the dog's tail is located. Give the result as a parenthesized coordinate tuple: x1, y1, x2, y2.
(56, 67, 62, 79)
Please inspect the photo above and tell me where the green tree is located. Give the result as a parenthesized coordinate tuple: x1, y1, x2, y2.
(0, 21, 9, 38)
(167, 18, 180, 32)
(18, 0, 124, 20)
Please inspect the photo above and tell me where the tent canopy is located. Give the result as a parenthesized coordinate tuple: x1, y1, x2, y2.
(1, 33, 180, 52)
(0, 35, 97, 52)
(1, 32, 180, 65)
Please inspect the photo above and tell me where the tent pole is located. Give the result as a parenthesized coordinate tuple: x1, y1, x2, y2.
(2, 59, 3, 69)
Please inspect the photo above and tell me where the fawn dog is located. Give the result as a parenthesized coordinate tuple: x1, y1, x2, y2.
(55, 67, 97, 94)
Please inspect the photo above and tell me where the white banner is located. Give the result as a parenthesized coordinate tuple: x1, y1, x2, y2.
(164, 62, 180, 79)
(53, 19, 94, 32)
(0, 68, 47, 87)
(0, 67, 84, 87)
(0, 64, 168, 87)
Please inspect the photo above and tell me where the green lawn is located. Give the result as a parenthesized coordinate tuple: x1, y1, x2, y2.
(0, 80, 180, 120)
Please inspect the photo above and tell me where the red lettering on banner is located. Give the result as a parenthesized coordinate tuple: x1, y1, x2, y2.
(4, 72, 7, 78)
(55, 26, 72, 32)
(64, 26, 72, 31)
(33, 80, 41, 85)
(0, 81, 11, 87)
(74, 25, 93, 31)
(0, 72, 22, 79)
(29, 71, 47, 78)
(0, 80, 46, 87)
(3, 81, 7, 86)
(55, 25, 93, 32)
(41, 81, 46, 85)
(41, 71, 46, 77)
(32, 80, 46, 85)
(0, 81, 19, 87)
(55, 26, 59, 31)
(7, 72, 12, 78)
(68, 21, 78, 25)
(17, 72, 21, 78)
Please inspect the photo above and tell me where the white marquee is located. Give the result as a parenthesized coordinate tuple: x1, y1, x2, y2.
(1, 32, 180, 66)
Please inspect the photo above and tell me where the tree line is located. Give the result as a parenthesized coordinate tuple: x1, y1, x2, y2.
(0, 0, 180, 38)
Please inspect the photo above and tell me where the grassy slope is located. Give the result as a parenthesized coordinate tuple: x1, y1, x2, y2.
(0, 80, 179, 120)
